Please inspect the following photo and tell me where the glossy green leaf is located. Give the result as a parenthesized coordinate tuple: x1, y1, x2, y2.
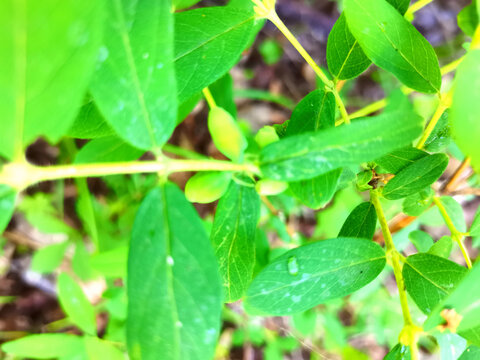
(57, 272, 97, 335)
(0, 0, 104, 159)
(85, 336, 125, 360)
(424, 111, 451, 152)
(211, 177, 260, 302)
(127, 184, 222, 360)
(245, 238, 386, 315)
(458, 346, 480, 360)
(90, 0, 177, 151)
(75, 136, 144, 164)
(436, 196, 466, 232)
(175, 7, 255, 102)
(210, 73, 237, 118)
(285, 89, 335, 136)
(402, 187, 434, 216)
(208, 106, 247, 161)
(437, 333, 467, 360)
(338, 202, 378, 240)
(382, 153, 448, 200)
(450, 50, 480, 171)
(384, 343, 411, 360)
(424, 264, 480, 345)
(428, 236, 453, 258)
(470, 204, 480, 237)
(185, 172, 232, 204)
(403, 253, 467, 314)
(31, 241, 69, 274)
(0, 185, 16, 234)
(408, 230, 434, 252)
(1, 334, 84, 359)
(344, 0, 441, 93)
(67, 99, 115, 139)
(260, 100, 423, 181)
(375, 147, 428, 174)
(458, 1, 479, 37)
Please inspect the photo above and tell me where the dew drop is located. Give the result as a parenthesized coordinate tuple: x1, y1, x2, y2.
(166, 256, 174, 266)
(175, 321, 183, 328)
(292, 295, 301, 303)
(98, 46, 109, 62)
(143, 52, 150, 59)
(156, 62, 164, 69)
(287, 256, 299, 276)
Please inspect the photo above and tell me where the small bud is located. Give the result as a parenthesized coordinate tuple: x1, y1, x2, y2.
(255, 126, 279, 149)
(185, 172, 232, 204)
(255, 179, 288, 196)
(208, 107, 247, 161)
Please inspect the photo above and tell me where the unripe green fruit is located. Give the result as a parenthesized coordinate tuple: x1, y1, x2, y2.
(208, 107, 247, 161)
(254, 126, 279, 149)
(255, 179, 288, 196)
(185, 172, 232, 203)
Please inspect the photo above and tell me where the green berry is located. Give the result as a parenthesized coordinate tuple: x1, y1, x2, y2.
(254, 126, 279, 149)
(255, 179, 288, 196)
(208, 107, 247, 161)
(185, 172, 232, 203)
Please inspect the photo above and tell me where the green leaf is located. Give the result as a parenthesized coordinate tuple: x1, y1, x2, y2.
(424, 111, 451, 152)
(1, 334, 84, 359)
(382, 153, 449, 200)
(85, 336, 125, 360)
(210, 73, 237, 118)
(57, 272, 97, 335)
(436, 196, 466, 232)
(211, 177, 260, 302)
(402, 187, 434, 216)
(384, 343, 411, 360)
(89, 246, 128, 278)
(458, 2, 479, 37)
(127, 183, 222, 360)
(403, 253, 468, 314)
(67, 99, 115, 139)
(75, 136, 144, 164)
(470, 204, 480, 237)
(326, 13, 371, 80)
(0, 185, 16, 234)
(450, 50, 480, 171)
(31, 241, 69, 274)
(375, 147, 428, 174)
(408, 230, 434, 252)
(244, 237, 386, 315)
(344, 0, 441, 93)
(285, 89, 335, 136)
(458, 346, 480, 360)
(185, 172, 232, 204)
(428, 236, 453, 258)
(0, 0, 104, 159)
(174, 7, 255, 102)
(90, 0, 177, 151)
(338, 202, 378, 240)
(173, 0, 202, 11)
(260, 100, 423, 181)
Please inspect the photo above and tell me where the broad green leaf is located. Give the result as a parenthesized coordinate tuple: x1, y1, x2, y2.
(185, 172, 232, 204)
(427, 236, 453, 258)
(175, 7, 255, 102)
(458, 346, 480, 360)
(344, 0, 441, 93)
(211, 177, 260, 302)
(338, 202, 378, 240)
(384, 343, 411, 360)
(424, 111, 451, 152)
(402, 187, 434, 216)
(0, 185, 16, 234)
(210, 73, 237, 118)
(89, 246, 128, 278)
(90, 0, 177, 151)
(31, 241, 69, 274)
(285, 89, 335, 136)
(470, 204, 480, 237)
(67, 99, 115, 139)
(375, 147, 428, 174)
(0, 0, 104, 159)
(437, 333, 467, 360)
(403, 253, 467, 314)
(450, 50, 480, 171)
(285, 89, 339, 208)
(1, 334, 84, 359)
(127, 184, 222, 360)
(245, 237, 386, 315)
(58, 272, 97, 335)
(85, 336, 125, 360)
(436, 196, 466, 232)
(458, 1, 479, 37)
(408, 230, 434, 252)
(382, 153, 448, 200)
(260, 101, 423, 181)
(177, 93, 202, 125)
(75, 136, 144, 164)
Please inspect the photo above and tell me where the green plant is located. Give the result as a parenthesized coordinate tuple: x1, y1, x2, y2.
(1, 0, 480, 359)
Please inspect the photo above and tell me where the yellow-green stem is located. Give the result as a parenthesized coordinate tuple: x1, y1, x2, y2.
(405, 0, 434, 18)
(202, 88, 217, 108)
(370, 190, 420, 360)
(415, 101, 448, 149)
(268, 11, 351, 124)
(433, 197, 472, 268)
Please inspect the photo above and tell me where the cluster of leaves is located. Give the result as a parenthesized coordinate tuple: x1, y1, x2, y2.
(1, 0, 480, 359)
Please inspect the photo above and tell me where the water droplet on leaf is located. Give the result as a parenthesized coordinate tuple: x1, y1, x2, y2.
(287, 256, 299, 276)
